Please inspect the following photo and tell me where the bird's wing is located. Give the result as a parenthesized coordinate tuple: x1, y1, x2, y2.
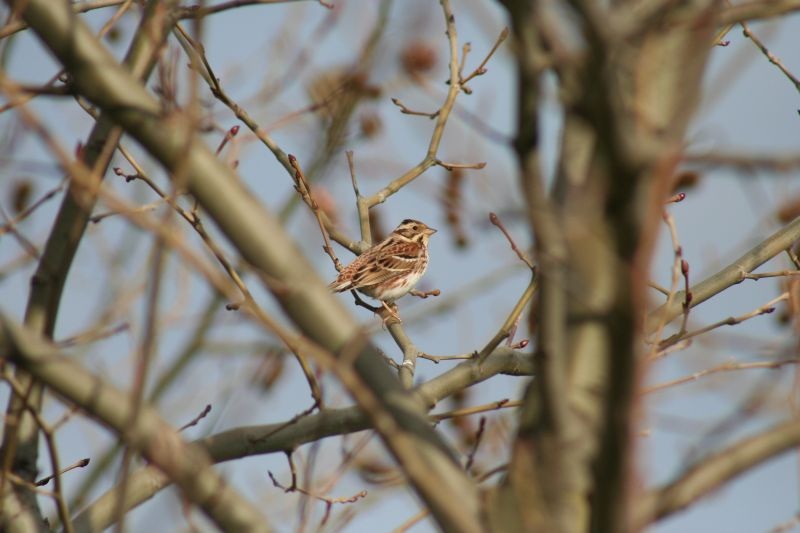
(329, 242, 423, 291)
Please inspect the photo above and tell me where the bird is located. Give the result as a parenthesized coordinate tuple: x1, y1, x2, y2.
(328, 219, 437, 319)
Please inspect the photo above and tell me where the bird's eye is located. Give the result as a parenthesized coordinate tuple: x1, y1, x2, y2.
(412, 225, 419, 230)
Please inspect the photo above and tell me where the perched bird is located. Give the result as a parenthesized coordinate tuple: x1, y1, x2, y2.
(328, 219, 437, 317)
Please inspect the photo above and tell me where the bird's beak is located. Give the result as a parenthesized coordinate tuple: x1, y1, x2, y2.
(425, 227, 437, 235)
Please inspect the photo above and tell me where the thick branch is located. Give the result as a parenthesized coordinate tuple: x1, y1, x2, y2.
(8, 1, 481, 530)
(635, 418, 800, 528)
(0, 316, 271, 532)
(0, 2, 178, 529)
(71, 348, 532, 532)
(718, 0, 800, 25)
(646, 216, 800, 334)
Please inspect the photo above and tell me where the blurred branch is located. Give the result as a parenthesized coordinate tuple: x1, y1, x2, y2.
(491, 0, 571, 530)
(72, 347, 533, 531)
(179, 0, 329, 19)
(635, 417, 800, 529)
(0, 0, 125, 39)
(69, 293, 224, 511)
(0, 2, 178, 528)
(643, 357, 800, 395)
(1, 371, 74, 533)
(11, 2, 482, 530)
(718, 0, 800, 25)
(683, 152, 800, 171)
(171, 23, 365, 255)
(0, 315, 272, 532)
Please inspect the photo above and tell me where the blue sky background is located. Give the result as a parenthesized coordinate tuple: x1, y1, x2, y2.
(1, 1, 800, 531)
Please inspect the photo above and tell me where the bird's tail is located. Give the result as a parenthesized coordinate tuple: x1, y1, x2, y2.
(328, 279, 351, 292)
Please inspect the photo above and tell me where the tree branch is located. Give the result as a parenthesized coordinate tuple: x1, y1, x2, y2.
(72, 347, 532, 532)
(0, 315, 272, 532)
(7, 1, 482, 530)
(646, 216, 800, 334)
(635, 417, 800, 529)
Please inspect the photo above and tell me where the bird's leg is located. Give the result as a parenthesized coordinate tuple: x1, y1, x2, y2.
(350, 291, 401, 324)
(350, 290, 381, 313)
(380, 301, 402, 324)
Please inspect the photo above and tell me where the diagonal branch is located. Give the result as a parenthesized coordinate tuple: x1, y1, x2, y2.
(0, 315, 272, 532)
(71, 347, 532, 532)
(0, 2, 179, 528)
(646, 216, 800, 334)
(364, 0, 464, 208)
(8, 1, 481, 530)
(635, 417, 800, 529)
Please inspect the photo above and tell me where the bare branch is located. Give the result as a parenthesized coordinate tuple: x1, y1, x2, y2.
(636, 417, 800, 528)
(647, 216, 800, 333)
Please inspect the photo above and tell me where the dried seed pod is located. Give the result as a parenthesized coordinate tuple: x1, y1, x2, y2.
(10, 179, 34, 215)
(441, 168, 468, 248)
(368, 208, 386, 244)
(358, 111, 382, 139)
(776, 196, 800, 223)
(401, 41, 437, 76)
(250, 348, 286, 390)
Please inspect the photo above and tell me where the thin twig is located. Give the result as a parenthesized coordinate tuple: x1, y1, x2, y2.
(460, 27, 509, 89)
(435, 159, 486, 171)
(658, 292, 788, 350)
(489, 212, 534, 270)
(432, 399, 519, 421)
(477, 213, 537, 361)
(476, 278, 536, 362)
(346, 150, 371, 247)
(0, 179, 67, 237)
(464, 417, 486, 473)
(267, 468, 367, 506)
(36, 458, 91, 487)
(740, 19, 800, 93)
(648, 281, 671, 296)
(2, 372, 75, 533)
(289, 154, 343, 271)
(643, 357, 800, 394)
(419, 352, 477, 364)
(364, 0, 464, 208)
(648, 208, 687, 351)
(178, 404, 212, 432)
(741, 269, 800, 281)
(392, 509, 430, 533)
(390, 97, 439, 119)
(172, 23, 363, 255)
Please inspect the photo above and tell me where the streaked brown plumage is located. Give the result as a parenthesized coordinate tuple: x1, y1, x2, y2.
(328, 219, 436, 305)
